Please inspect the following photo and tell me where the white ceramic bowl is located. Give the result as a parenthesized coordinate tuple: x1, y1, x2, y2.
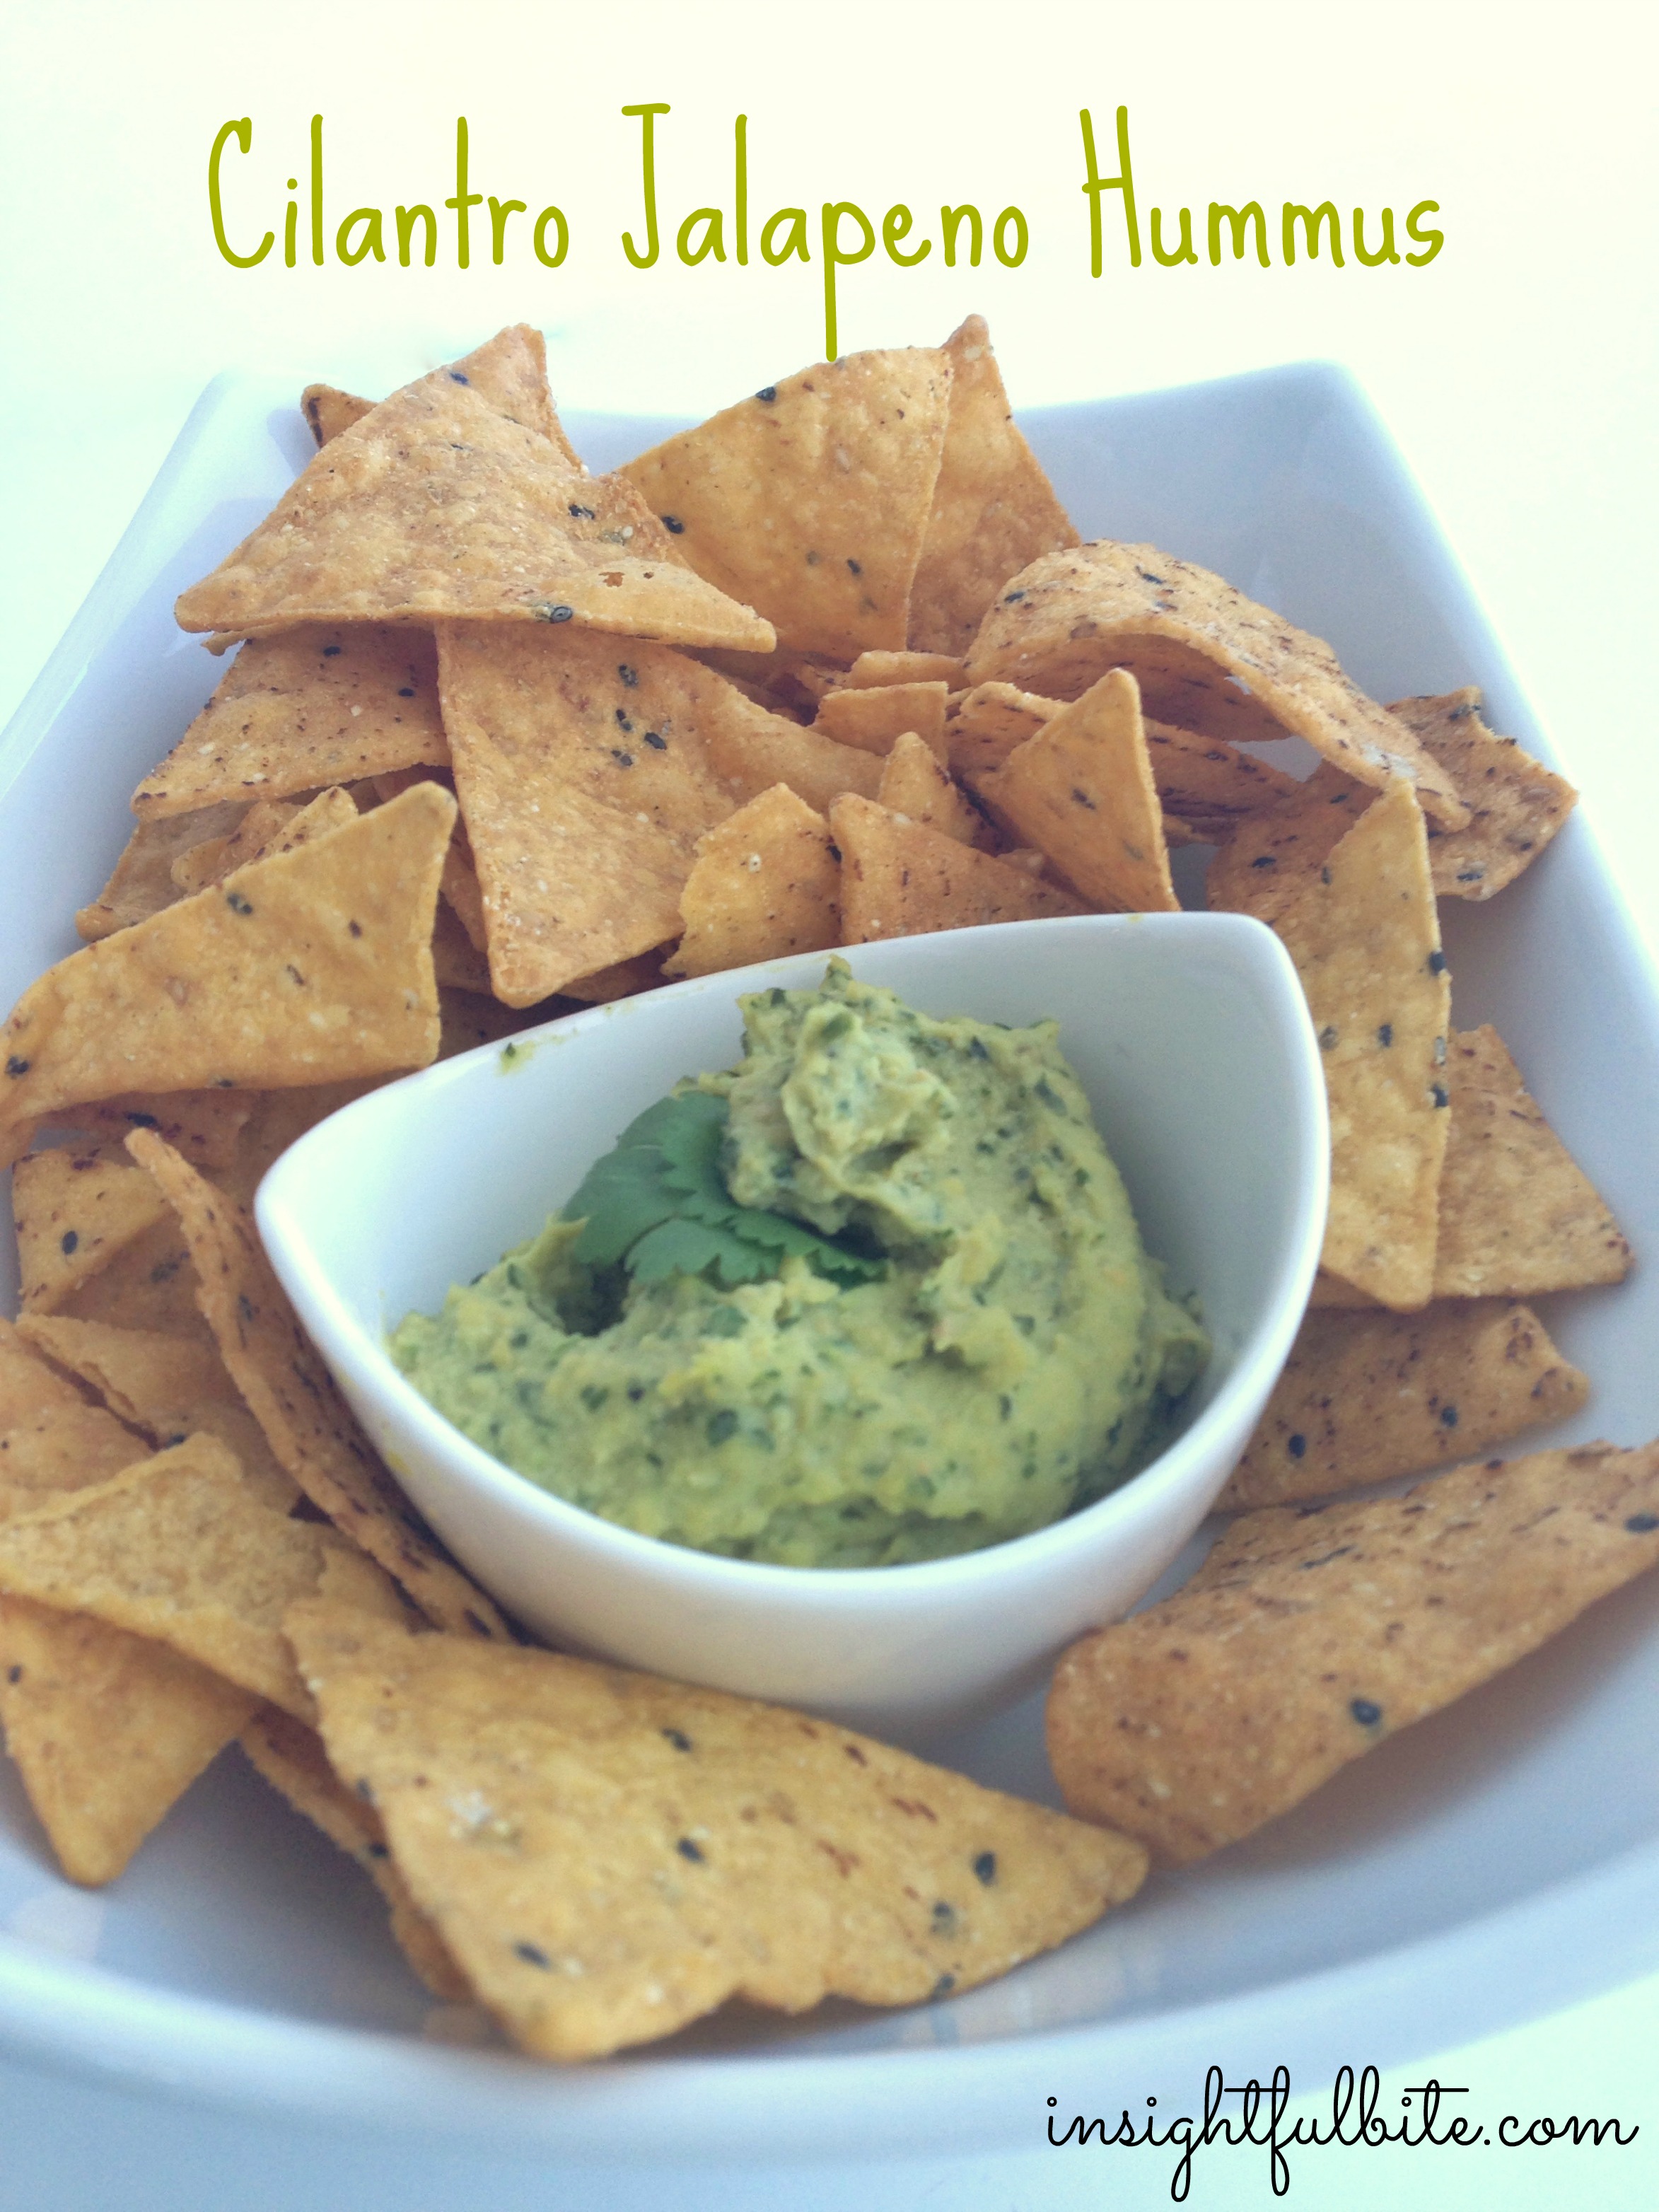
(258, 911, 1327, 1739)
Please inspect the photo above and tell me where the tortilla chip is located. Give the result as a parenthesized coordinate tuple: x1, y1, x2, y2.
(74, 802, 249, 942)
(0, 1319, 85, 1426)
(701, 697, 881, 817)
(13, 1146, 172, 1313)
(15, 1315, 298, 1513)
(945, 682, 1065, 776)
(37, 1089, 255, 1170)
(0, 1595, 255, 1885)
(0, 1386, 148, 1521)
(0, 1432, 394, 1721)
(967, 543, 1469, 828)
(814, 682, 949, 762)
(844, 650, 966, 689)
(1206, 762, 1371, 924)
(875, 733, 986, 847)
(175, 375, 768, 651)
(285, 1606, 1146, 2061)
(1273, 781, 1451, 1310)
(439, 835, 489, 953)
(663, 786, 840, 979)
(134, 630, 448, 821)
(1390, 689, 1579, 900)
(1433, 1027, 1632, 1296)
(240, 1703, 470, 2001)
(301, 385, 373, 446)
(1142, 721, 1300, 838)
(560, 954, 668, 1004)
(907, 317, 1079, 657)
(1216, 1300, 1589, 1511)
(170, 786, 359, 900)
(305, 326, 580, 472)
(621, 348, 953, 660)
(1, 784, 455, 1163)
(974, 668, 1177, 914)
(50, 1212, 211, 1341)
(436, 624, 798, 1002)
(124, 1133, 508, 1643)
(832, 794, 1087, 942)
(1048, 1439, 1659, 1864)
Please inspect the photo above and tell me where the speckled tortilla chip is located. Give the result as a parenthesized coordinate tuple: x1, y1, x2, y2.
(74, 802, 248, 942)
(124, 1133, 508, 1643)
(700, 698, 880, 817)
(169, 787, 359, 897)
(832, 795, 1085, 942)
(814, 682, 949, 762)
(1216, 1300, 1589, 1511)
(945, 682, 1065, 776)
(967, 543, 1469, 828)
(305, 325, 581, 473)
(875, 733, 986, 847)
(1, 784, 454, 1164)
(16, 1315, 297, 1513)
(907, 317, 1078, 658)
(1143, 721, 1300, 838)
(0, 1433, 400, 1721)
(1389, 689, 1578, 900)
(38, 1090, 254, 1170)
(175, 373, 767, 650)
(134, 629, 448, 820)
(844, 650, 965, 689)
(1433, 1027, 1632, 1297)
(301, 385, 373, 446)
(1206, 762, 1370, 924)
(621, 348, 952, 661)
(1273, 781, 1450, 1310)
(663, 786, 840, 979)
(0, 1594, 254, 1885)
(1048, 1440, 1659, 1865)
(12, 1146, 171, 1313)
(974, 669, 1177, 914)
(48, 1213, 210, 1341)
(240, 1703, 470, 2001)
(285, 1605, 1146, 2061)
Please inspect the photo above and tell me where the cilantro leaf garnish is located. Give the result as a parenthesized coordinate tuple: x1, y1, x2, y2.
(561, 1090, 884, 1289)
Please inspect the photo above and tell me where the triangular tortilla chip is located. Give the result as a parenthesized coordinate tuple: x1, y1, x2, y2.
(1390, 689, 1578, 900)
(1049, 1440, 1659, 1865)
(285, 1605, 1146, 2061)
(663, 785, 840, 979)
(12, 1145, 171, 1313)
(1272, 780, 1451, 1310)
(1, 783, 454, 1165)
(875, 731, 986, 846)
(907, 316, 1078, 657)
(843, 650, 965, 688)
(974, 668, 1177, 913)
(967, 543, 1469, 827)
(16, 1314, 298, 1513)
(437, 624, 822, 1002)
(830, 794, 1085, 941)
(1216, 1299, 1588, 1511)
(0, 1432, 394, 1721)
(1206, 762, 1370, 924)
(175, 375, 771, 651)
(814, 681, 949, 762)
(74, 802, 249, 942)
(124, 1133, 508, 1644)
(1433, 1027, 1632, 1296)
(304, 324, 581, 472)
(48, 1211, 211, 1342)
(621, 347, 952, 660)
(0, 1594, 255, 1885)
(134, 629, 448, 820)
(38, 1088, 254, 1169)
(168, 787, 360, 897)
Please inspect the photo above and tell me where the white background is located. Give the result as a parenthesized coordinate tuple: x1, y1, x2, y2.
(1, 1, 1656, 2203)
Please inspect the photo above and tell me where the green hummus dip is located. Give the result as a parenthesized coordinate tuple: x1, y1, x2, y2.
(392, 962, 1207, 1569)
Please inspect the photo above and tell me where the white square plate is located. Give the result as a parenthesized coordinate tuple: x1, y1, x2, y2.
(2, 363, 1658, 2162)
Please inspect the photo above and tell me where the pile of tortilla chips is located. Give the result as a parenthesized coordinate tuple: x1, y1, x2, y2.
(0, 317, 1647, 2051)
